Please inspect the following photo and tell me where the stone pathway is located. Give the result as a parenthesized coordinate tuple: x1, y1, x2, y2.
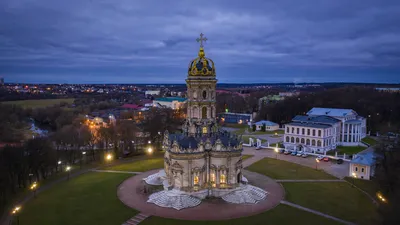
(122, 212, 150, 225)
(91, 169, 142, 174)
(276, 179, 345, 183)
(280, 200, 356, 225)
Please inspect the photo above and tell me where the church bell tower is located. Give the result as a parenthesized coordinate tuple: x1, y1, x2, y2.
(184, 33, 218, 136)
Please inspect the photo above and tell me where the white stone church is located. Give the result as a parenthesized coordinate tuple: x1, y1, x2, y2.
(284, 108, 367, 153)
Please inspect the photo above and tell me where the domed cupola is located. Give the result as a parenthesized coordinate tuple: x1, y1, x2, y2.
(188, 33, 216, 76)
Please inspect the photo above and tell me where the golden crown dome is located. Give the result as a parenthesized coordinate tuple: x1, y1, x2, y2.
(188, 33, 216, 76)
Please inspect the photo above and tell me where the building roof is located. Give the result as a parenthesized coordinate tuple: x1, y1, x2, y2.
(307, 107, 357, 117)
(292, 115, 340, 124)
(345, 119, 362, 124)
(154, 97, 187, 102)
(351, 151, 375, 166)
(254, 120, 278, 126)
(287, 122, 332, 129)
(167, 131, 240, 151)
(121, 104, 142, 110)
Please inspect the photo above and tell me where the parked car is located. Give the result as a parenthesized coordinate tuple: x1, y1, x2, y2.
(279, 149, 285, 154)
(316, 155, 324, 161)
(255, 146, 261, 150)
(291, 151, 297, 156)
(323, 157, 330, 162)
(336, 159, 343, 164)
(284, 150, 291, 155)
(296, 152, 303, 157)
(301, 154, 308, 158)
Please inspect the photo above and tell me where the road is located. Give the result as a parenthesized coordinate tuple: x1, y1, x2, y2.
(243, 147, 349, 178)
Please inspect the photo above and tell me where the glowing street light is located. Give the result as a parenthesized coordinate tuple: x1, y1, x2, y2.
(148, 140, 151, 144)
(274, 148, 279, 159)
(11, 206, 21, 225)
(82, 151, 86, 155)
(58, 161, 62, 165)
(274, 132, 278, 136)
(377, 192, 387, 203)
(66, 166, 71, 180)
(147, 147, 153, 154)
(30, 182, 38, 198)
(315, 158, 320, 170)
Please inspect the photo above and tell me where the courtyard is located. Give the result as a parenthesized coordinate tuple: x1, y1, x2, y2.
(9, 150, 379, 225)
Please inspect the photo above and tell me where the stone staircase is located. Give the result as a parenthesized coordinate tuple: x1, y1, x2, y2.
(222, 185, 267, 204)
(122, 213, 150, 225)
(147, 190, 202, 210)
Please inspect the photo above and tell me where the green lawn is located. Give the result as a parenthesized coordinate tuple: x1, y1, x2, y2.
(344, 177, 378, 197)
(283, 182, 378, 225)
(242, 155, 253, 161)
(2, 98, 75, 109)
(104, 158, 164, 172)
(334, 146, 367, 155)
(362, 137, 377, 146)
(18, 173, 136, 225)
(246, 158, 336, 180)
(140, 204, 341, 225)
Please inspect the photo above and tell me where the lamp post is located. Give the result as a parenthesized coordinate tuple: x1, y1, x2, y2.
(147, 147, 153, 155)
(105, 153, 113, 164)
(66, 166, 71, 181)
(377, 192, 387, 203)
(11, 206, 21, 225)
(315, 158, 319, 170)
(351, 172, 357, 187)
(30, 182, 38, 198)
(274, 147, 278, 159)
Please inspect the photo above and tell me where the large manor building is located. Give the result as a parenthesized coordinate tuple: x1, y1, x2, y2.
(284, 108, 367, 153)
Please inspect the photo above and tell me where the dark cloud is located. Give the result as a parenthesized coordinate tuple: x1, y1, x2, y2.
(0, 0, 399, 83)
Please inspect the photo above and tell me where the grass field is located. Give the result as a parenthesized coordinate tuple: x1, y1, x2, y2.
(140, 204, 342, 225)
(362, 137, 378, 146)
(246, 157, 336, 180)
(18, 173, 136, 225)
(283, 182, 378, 225)
(333, 146, 367, 155)
(344, 177, 378, 197)
(104, 158, 164, 172)
(2, 98, 75, 109)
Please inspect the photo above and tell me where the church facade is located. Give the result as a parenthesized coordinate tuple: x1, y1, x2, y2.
(162, 34, 244, 194)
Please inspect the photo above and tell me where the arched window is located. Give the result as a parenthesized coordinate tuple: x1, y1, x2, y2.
(317, 140, 321, 146)
(301, 138, 305, 144)
(291, 137, 294, 143)
(202, 127, 207, 134)
(302, 128, 305, 135)
(202, 90, 207, 99)
(311, 140, 316, 146)
(202, 107, 207, 119)
(220, 174, 226, 184)
(296, 137, 300, 143)
(286, 126, 290, 133)
(292, 127, 294, 133)
(312, 129, 316, 136)
(194, 176, 199, 185)
(318, 130, 322, 137)
(306, 139, 310, 145)
(307, 129, 310, 135)
(296, 128, 300, 134)
(286, 136, 289, 142)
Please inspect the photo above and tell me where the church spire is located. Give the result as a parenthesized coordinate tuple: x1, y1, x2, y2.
(196, 33, 207, 58)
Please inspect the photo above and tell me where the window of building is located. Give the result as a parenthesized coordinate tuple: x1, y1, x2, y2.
(318, 130, 322, 137)
(311, 140, 316, 146)
(202, 127, 207, 134)
(361, 168, 364, 173)
(302, 128, 305, 135)
(286, 136, 289, 142)
(301, 138, 305, 144)
(306, 139, 310, 145)
(286, 126, 289, 133)
(194, 176, 199, 185)
(292, 127, 294, 133)
(355, 167, 358, 172)
(202, 107, 207, 119)
(297, 128, 299, 134)
(220, 174, 226, 184)
(291, 137, 294, 143)
(307, 129, 310, 135)
(312, 129, 316, 136)
(296, 138, 300, 143)
(317, 140, 321, 147)
(202, 90, 207, 99)
(211, 173, 216, 183)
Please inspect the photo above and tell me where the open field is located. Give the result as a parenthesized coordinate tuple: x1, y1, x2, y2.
(140, 204, 342, 225)
(344, 177, 378, 197)
(333, 145, 367, 155)
(283, 182, 378, 225)
(362, 137, 378, 146)
(246, 157, 336, 180)
(2, 98, 75, 109)
(104, 158, 164, 172)
(18, 173, 136, 225)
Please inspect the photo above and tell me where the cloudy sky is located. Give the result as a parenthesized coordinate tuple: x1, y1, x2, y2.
(1, 0, 400, 84)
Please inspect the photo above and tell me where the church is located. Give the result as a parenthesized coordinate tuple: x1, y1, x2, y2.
(143, 34, 267, 210)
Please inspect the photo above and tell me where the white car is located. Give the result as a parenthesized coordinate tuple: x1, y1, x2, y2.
(301, 154, 308, 158)
(296, 152, 303, 157)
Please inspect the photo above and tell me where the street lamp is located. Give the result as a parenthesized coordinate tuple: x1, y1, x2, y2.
(315, 158, 319, 170)
(147, 147, 153, 154)
(148, 140, 151, 144)
(30, 182, 38, 198)
(377, 192, 387, 203)
(274, 148, 278, 159)
(58, 161, 62, 165)
(11, 206, 21, 225)
(106, 153, 113, 163)
(66, 166, 71, 180)
(351, 172, 357, 187)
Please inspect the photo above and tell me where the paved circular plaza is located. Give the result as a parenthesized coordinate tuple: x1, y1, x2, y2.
(117, 169, 285, 220)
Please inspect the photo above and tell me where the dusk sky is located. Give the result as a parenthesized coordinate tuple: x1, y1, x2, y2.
(1, 0, 400, 84)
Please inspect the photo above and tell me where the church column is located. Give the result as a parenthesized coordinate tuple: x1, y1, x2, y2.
(227, 157, 231, 184)
(346, 124, 350, 143)
(188, 160, 192, 187)
(341, 121, 345, 143)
